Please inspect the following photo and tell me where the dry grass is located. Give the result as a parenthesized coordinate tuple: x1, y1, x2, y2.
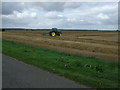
(2, 30, 119, 61)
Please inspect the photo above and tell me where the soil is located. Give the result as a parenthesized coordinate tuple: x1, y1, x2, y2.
(2, 30, 119, 61)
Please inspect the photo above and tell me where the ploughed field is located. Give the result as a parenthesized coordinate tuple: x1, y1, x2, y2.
(2, 30, 119, 61)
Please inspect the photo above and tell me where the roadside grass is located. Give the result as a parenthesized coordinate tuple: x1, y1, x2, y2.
(2, 40, 119, 88)
(0, 40, 2, 53)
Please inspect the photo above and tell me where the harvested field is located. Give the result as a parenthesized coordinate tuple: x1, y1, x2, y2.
(2, 30, 119, 61)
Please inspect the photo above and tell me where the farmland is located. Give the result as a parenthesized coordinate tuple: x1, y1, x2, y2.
(2, 30, 119, 88)
(2, 40, 119, 88)
(2, 30, 119, 61)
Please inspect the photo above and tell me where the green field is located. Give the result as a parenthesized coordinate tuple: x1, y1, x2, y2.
(2, 40, 119, 88)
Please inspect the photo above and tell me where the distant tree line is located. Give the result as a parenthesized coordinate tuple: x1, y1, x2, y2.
(0, 28, 119, 31)
(0, 28, 52, 31)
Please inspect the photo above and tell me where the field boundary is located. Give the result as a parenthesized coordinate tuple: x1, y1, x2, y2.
(2, 40, 119, 88)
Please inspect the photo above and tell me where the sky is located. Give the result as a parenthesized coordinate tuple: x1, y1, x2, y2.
(1, 2, 118, 30)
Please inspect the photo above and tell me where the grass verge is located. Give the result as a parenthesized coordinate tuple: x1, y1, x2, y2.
(2, 40, 119, 88)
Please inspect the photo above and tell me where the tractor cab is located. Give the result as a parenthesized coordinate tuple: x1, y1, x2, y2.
(49, 28, 62, 37)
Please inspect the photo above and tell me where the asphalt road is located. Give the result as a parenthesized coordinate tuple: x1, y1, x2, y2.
(2, 55, 89, 88)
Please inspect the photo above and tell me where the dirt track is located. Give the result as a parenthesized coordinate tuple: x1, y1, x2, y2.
(2, 30, 119, 61)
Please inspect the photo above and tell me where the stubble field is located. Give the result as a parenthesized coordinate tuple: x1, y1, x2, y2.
(2, 30, 119, 61)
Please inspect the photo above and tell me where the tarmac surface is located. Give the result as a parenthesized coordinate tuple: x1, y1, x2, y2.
(2, 55, 89, 88)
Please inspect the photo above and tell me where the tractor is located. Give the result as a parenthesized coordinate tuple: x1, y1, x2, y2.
(49, 28, 62, 37)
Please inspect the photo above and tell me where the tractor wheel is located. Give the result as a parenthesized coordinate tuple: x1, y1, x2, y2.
(58, 33, 62, 36)
(50, 31, 56, 37)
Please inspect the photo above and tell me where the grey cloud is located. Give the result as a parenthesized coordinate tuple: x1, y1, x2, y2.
(2, 2, 82, 15)
(63, 2, 82, 9)
(2, 14, 35, 28)
(0, 3, 1, 15)
(28, 2, 82, 12)
(2, 2, 24, 15)
(1, 2, 118, 29)
(36, 2, 65, 12)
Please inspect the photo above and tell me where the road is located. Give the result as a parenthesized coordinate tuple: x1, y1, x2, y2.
(2, 55, 89, 88)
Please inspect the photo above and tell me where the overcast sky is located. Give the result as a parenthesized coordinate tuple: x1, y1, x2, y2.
(2, 2, 118, 30)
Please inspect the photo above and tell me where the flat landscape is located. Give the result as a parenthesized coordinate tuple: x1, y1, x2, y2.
(2, 30, 119, 88)
(2, 30, 119, 61)
(2, 2, 119, 88)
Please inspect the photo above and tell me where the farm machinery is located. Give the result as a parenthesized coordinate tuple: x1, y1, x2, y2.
(49, 28, 62, 37)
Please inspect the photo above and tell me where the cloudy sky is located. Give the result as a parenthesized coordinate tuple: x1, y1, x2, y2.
(2, 2, 118, 30)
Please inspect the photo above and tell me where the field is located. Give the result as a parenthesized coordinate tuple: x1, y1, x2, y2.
(2, 40, 119, 88)
(2, 30, 119, 61)
(2, 30, 119, 88)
